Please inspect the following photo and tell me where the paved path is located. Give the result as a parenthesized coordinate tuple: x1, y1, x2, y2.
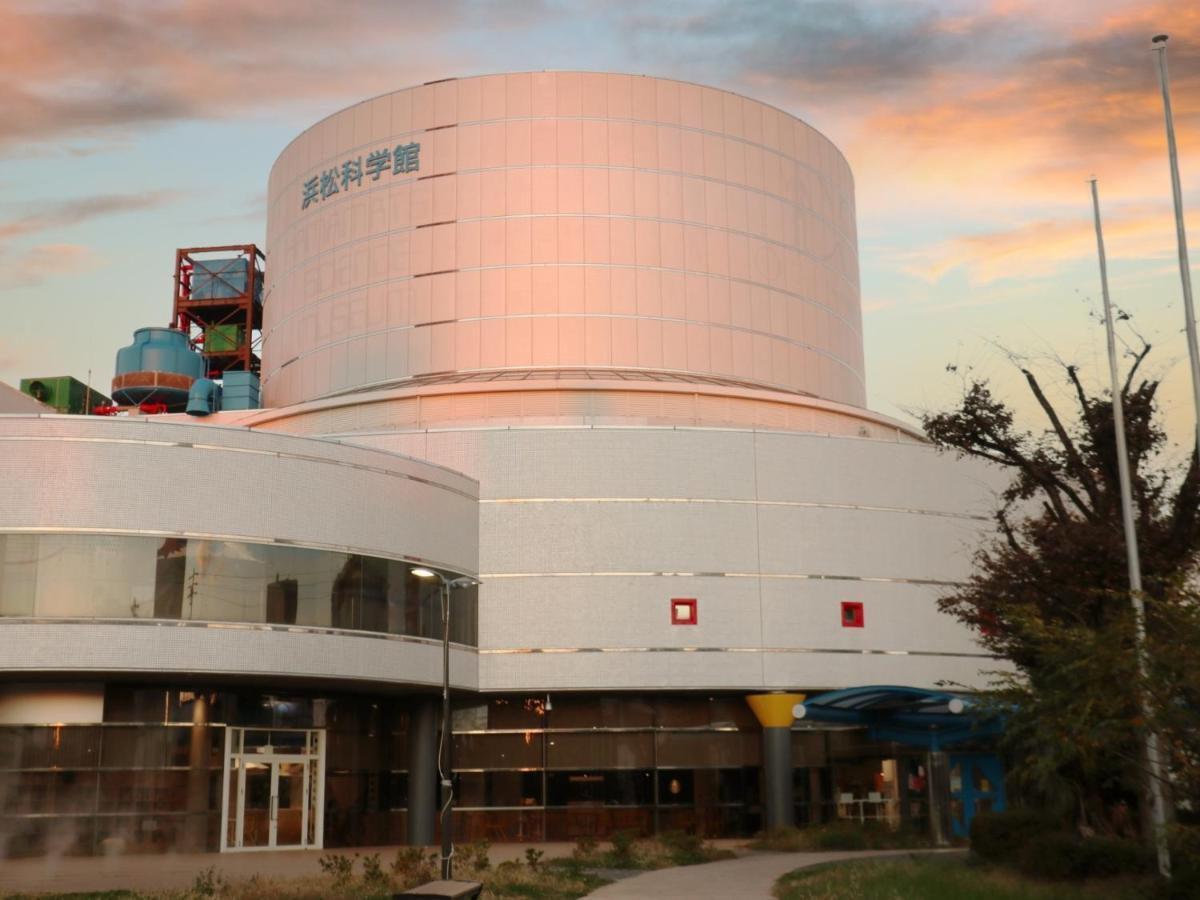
(0, 843, 958, 896)
(586, 849, 965, 899)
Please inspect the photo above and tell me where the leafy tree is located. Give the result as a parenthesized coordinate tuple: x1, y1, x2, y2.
(922, 342, 1200, 836)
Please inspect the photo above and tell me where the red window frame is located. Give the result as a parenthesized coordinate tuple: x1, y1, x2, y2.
(841, 601, 865, 628)
(671, 598, 698, 625)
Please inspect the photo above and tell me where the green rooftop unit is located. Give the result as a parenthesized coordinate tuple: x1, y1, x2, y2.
(19, 376, 111, 414)
(204, 324, 244, 353)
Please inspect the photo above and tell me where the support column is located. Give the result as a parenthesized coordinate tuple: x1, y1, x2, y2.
(897, 759, 911, 830)
(926, 750, 951, 847)
(807, 768, 824, 825)
(746, 693, 804, 832)
(184, 693, 210, 852)
(408, 698, 438, 846)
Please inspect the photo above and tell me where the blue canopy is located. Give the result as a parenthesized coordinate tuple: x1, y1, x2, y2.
(795, 685, 1004, 750)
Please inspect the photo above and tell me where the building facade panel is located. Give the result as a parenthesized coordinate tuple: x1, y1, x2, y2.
(311, 424, 1003, 693)
(0, 416, 477, 573)
(0, 622, 477, 691)
(757, 580, 987, 657)
(475, 574, 766, 652)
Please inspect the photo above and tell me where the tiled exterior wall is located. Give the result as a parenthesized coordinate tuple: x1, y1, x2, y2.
(323, 425, 1011, 693)
(262, 73, 864, 408)
(0, 416, 480, 690)
(0, 415, 477, 572)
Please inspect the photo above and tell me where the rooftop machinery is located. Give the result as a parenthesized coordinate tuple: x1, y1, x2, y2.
(102, 245, 265, 415)
(172, 245, 265, 379)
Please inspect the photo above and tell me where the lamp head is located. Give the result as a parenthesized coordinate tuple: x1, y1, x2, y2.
(411, 567, 437, 579)
(1152, 34, 1169, 44)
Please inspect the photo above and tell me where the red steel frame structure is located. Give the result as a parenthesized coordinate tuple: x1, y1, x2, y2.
(172, 245, 265, 378)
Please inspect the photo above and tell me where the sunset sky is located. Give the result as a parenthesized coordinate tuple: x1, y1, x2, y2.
(1, 0, 1198, 450)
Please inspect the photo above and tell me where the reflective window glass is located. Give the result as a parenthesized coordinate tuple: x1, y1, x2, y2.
(546, 732, 653, 769)
(0, 533, 476, 645)
(455, 771, 543, 808)
(546, 770, 653, 806)
(655, 731, 759, 767)
(454, 732, 542, 769)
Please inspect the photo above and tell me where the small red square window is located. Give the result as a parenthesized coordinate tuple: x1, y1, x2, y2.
(671, 598, 698, 625)
(841, 601, 864, 628)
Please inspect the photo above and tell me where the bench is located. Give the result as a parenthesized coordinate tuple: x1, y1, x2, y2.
(394, 880, 483, 899)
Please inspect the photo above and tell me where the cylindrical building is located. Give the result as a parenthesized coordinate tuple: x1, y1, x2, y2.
(253, 72, 1000, 692)
(262, 72, 864, 410)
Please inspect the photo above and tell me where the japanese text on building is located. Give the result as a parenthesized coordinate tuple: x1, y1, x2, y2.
(301, 142, 420, 210)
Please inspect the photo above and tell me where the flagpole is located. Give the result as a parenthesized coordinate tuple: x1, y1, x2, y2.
(1152, 34, 1200, 461)
(1090, 177, 1171, 879)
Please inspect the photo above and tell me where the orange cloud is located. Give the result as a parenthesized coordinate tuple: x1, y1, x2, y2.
(896, 205, 1190, 285)
(850, 1, 1200, 209)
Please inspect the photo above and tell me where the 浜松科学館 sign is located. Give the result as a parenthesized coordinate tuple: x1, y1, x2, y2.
(301, 142, 420, 210)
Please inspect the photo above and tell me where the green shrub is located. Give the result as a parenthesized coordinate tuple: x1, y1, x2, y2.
(1017, 832, 1150, 880)
(190, 865, 227, 897)
(456, 840, 491, 874)
(811, 822, 868, 851)
(657, 830, 707, 865)
(751, 827, 807, 852)
(391, 846, 437, 889)
(750, 821, 928, 853)
(608, 829, 640, 867)
(572, 835, 599, 860)
(970, 808, 1058, 863)
(317, 853, 355, 887)
(1156, 826, 1200, 900)
(360, 852, 388, 889)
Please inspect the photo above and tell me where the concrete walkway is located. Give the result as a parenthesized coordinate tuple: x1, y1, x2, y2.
(586, 849, 964, 899)
(0, 844, 959, 896)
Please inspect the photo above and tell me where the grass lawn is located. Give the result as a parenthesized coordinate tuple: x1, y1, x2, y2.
(773, 855, 1156, 900)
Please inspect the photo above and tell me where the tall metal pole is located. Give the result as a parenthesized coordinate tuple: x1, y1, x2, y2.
(1090, 179, 1171, 878)
(440, 576, 453, 880)
(1153, 35, 1200, 461)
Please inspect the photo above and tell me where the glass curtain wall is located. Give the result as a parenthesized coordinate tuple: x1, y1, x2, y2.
(0, 685, 925, 857)
(0, 533, 477, 645)
(449, 695, 768, 841)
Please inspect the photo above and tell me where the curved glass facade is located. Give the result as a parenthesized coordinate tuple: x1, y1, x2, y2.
(0, 533, 477, 646)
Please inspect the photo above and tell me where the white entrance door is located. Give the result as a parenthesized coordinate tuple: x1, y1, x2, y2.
(221, 728, 325, 851)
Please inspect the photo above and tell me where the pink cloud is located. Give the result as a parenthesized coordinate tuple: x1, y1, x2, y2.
(0, 0, 548, 148)
(0, 191, 182, 241)
(0, 243, 103, 288)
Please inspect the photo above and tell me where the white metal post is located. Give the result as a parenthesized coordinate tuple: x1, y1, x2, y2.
(1090, 178, 1171, 878)
(1153, 36, 1200, 462)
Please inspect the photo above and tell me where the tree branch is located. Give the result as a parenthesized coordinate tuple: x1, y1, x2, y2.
(1023, 368, 1100, 516)
(1123, 341, 1153, 398)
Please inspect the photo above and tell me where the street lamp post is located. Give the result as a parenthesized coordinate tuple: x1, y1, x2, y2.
(412, 567, 479, 881)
